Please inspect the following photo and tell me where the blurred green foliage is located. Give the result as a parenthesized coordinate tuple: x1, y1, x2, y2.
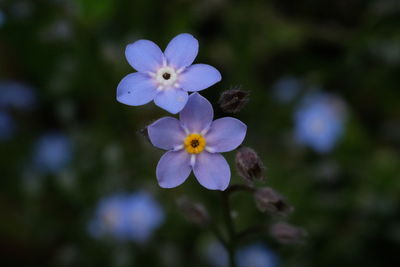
(1, 0, 400, 266)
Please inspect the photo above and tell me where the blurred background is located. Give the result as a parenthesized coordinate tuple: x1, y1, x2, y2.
(1, 0, 400, 266)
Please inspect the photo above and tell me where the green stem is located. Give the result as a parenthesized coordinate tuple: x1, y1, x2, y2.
(221, 191, 236, 267)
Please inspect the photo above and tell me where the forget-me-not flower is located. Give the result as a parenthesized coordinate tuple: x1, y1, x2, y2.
(88, 192, 164, 243)
(236, 244, 279, 267)
(32, 132, 73, 174)
(148, 93, 247, 190)
(117, 33, 221, 114)
(294, 92, 346, 153)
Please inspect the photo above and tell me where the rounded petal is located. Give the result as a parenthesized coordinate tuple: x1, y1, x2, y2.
(154, 89, 188, 114)
(180, 64, 221, 92)
(117, 73, 158, 106)
(205, 117, 247, 153)
(193, 152, 230, 191)
(156, 150, 192, 188)
(125, 40, 163, 72)
(148, 117, 186, 150)
(164, 33, 199, 69)
(179, 93, 213, 133)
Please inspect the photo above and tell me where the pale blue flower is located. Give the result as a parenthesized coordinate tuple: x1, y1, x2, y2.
(148, 93, 247, 190)
(32, 133, 72, 173)
(236, 244, 279, 267)
(0, 111, 15, 140)
(89, 192, 164, 243)
(117, 33, 221, 114)
(294, 92, 346, 153)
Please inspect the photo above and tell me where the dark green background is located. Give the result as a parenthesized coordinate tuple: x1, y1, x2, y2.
(1, 0, 399, 266)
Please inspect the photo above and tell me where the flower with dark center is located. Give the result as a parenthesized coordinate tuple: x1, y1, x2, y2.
(117, 33, 221, 114)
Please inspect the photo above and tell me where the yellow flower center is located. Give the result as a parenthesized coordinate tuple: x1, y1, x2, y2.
(184, 133, 206, 154)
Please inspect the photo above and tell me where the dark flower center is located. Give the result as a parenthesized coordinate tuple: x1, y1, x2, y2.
(162, 72, 171, 80)
(191, 139, 200, 148)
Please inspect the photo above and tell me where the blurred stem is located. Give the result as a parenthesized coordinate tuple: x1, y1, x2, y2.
(226, 184, 255, 194)
(221, 191, 236, 267)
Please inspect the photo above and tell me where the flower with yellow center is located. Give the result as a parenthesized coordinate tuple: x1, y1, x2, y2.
(184, 133, 206, 154)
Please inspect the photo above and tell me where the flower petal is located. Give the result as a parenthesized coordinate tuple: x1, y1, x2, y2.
(179, 93, 213, 133)
(117, 73, 158, 106)
(148, 117, 186, 150)
(156, 150, 192, 188)
(205, 117, 247, 153)
(154, 89, 188, 114)
(180, 64, 221, 92)
(193, 152, 230, 191)
(164, 33, 199, 69)
(125, 40, 163, 73)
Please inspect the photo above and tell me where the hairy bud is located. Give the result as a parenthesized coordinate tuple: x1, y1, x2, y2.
(176, 197, 210, 226)
(235, 147, 264, 182)
(269, 222, 306, 244)
(218, 88, 249, 114)
(254, 187, 293, 216)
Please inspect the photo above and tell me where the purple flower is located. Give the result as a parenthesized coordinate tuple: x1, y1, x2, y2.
(294, 92, 347, 153)
(117, 33, 221, 114)
(148, 93, 247, 191)
(88, 192, 164, 243)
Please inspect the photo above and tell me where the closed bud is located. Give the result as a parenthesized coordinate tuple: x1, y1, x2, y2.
(218, 88, 249, 114)
(269, 222, 307, 244)
(254, 187, 293, 216)
(235, 147, 264, 182)
(176, 197, 210, 226)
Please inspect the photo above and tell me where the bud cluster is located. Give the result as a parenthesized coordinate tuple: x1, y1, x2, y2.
(176, 197, 210, 227)
(218, 88, 249, 114)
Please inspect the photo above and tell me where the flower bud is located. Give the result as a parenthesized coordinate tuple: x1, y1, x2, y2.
(254, 187, 293, 216)
(269, 222, 306, 244)
(176, 197, 210, 226)
(218, 88, 249, 114)
(235, 147, 264, 182)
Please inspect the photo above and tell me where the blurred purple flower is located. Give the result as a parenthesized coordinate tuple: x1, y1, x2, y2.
(117, 33, 221, 114)
(32, 132, 72, 174)
(148, 93, 247, 190)
(89, 192, 164, 243)
(0, 81, 36, 110)
(271, 76, 301, 103)
(0, 111, 15, 140)
(294, 92, 347, 153)
(236, 244, 279, 267)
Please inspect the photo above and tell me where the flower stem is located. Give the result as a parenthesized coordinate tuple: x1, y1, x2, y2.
(221, 191, 236, 267)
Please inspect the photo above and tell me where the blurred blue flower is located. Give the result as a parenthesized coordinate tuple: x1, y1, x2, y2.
(294, 92, 347, 153)
(0, 81, 36, 110)
(205, 241, 229, 267)
(89, 192, 164, 243)
(271, 76, 301, 103)
(0, 111, 15, 140)
(236, 244, 279, 267)
(32, 133, 73, 174)
(205, 242, 278, 267)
